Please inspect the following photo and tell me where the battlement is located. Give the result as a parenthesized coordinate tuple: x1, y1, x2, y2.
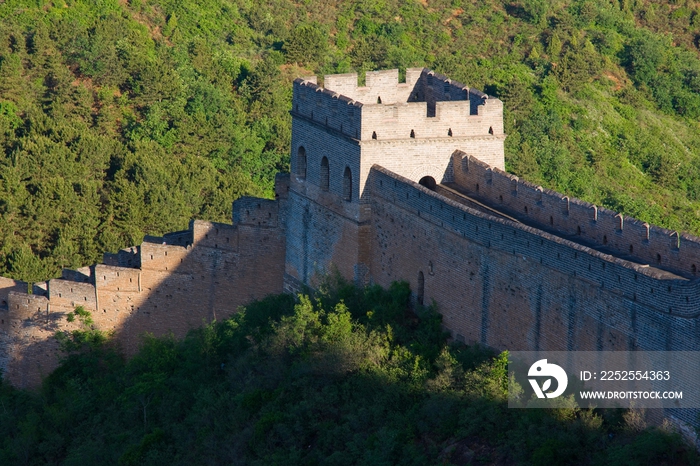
(368, 165, 700, 317)
(274, 173, 290, 200)
(233, 197, 280, 228)
(6, 292, 49, 322)
(451, 151, 700, 279)
(6, 66, 700, 433)
(163, 229, 193, 247)
(139, 242, 190, 272)
(93, 265, 141, 293)
(191, 220, 238, 250)
(292, 68, 504, 142)
(104, 247, 140, 268)
(323, 69, 416, 102)
(0, 278, 28, 310)
(61, 267, 91, 283)
(47, 279, 97, 310)
(292, 78, 363, 139)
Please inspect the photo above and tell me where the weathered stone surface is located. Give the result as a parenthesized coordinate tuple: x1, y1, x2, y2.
(3, 69, 700, 429)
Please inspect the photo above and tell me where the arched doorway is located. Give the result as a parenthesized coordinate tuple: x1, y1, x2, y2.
(419, 176, 436, 191)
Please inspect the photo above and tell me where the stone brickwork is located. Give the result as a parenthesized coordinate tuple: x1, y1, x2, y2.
(291, 68, 505, 196)
(3, 67, 700, 431)
(366, 165, 700, 426)
(451, 151, 700, 279)
(287, 67, 505, 288)
(0, 178, 289, 388)
(285, 68, 700, 428)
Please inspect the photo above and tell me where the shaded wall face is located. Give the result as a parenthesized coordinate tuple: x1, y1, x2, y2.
(0, 293, 54, 388)
(291, 118, 361, 202)
(285, 191, 365, 288)
(0, 217, 287, 389)
(112, 222, 287, 356)
(368, 171, 699, 356)
(287, 116, 367, 287)
(368, 181, 700, 430)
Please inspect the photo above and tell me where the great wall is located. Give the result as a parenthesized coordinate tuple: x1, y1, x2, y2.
(1, 67, 699, 425)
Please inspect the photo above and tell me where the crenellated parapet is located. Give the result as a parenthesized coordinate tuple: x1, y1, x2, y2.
(0, 175, 291, 388)
(47, 279, 97, 311)
(5, 65, 700, 434)
(0, 277, 28, 310)
(292, 77, 363, 140)
(233, 197, 280, 228)
(6, 292, 49, 323)
(369, 165, 700, 319)
(292, 68, 504, 144)
(452, 151, 700, 279)
(324, 68, 422, 104)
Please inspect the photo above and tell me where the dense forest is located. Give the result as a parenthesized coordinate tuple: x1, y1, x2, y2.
(0, 281, 695, 465)
(1, 0, 700, 282)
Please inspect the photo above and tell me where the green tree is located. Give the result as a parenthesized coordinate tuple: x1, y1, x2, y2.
(54, 306, 109, 353)
(284, 24, 327, 65)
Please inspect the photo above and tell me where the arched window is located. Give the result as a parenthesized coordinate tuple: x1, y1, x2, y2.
(488, 126, 494, 135)
(410, 129, 415, 138)
(419, 176, 436, 191)
(417, 271, 425, 305)
(372, 131, 377, 140)
(320, 156, 329, 191)
(343, 167, 352, 201)
(297, 146, 306, 179)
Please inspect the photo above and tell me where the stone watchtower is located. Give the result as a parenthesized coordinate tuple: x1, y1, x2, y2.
(284, 68, 505, 290)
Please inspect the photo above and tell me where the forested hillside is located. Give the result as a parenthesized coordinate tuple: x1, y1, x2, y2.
(2, 0, 700, 282)
(0, 282, 695, 464)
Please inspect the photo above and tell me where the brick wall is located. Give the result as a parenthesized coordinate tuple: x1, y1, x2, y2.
(285, 69, 506, 289)
(294, 68, 505, 178)
(284, 189, 366, 287)
(0, 178, 289, 388)
(359, 137, 504, 195)
(452, 151, 700, 279)
(5, 67, 700, 432)
(293, 79, 363, 140)
(366, 166, 700, 426)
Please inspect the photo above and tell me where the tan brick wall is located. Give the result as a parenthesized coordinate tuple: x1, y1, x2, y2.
(452, 151, 700, 279)
(367, 166, 699, 357)
(0, 180, 288, 387)
(4, 67, 700, 431)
